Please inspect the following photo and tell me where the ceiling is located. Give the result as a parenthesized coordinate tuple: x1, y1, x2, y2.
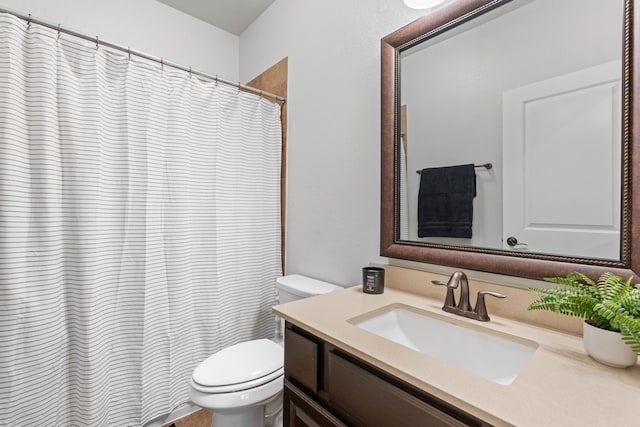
(156, 0, 276, 36)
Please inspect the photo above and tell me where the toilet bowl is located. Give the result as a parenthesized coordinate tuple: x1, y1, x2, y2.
(189, 339, 284, 426)
(189, 274, 339, 427)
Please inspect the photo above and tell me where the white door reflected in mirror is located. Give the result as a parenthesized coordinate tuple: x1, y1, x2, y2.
(502, 61, 621, 260)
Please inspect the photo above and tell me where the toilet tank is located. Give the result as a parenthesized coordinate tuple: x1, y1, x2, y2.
(276, 274, 339, 304)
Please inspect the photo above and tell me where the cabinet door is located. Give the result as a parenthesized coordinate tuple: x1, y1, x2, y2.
(285, 327, 319, 393)
(326, 350, 472, 427)
(284, 380, 347, 427)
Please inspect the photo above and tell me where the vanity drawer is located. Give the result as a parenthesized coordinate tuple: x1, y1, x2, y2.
(284, 326, 319, 393)
(326, 350, 473, 427)
(284, 379, 348, 427)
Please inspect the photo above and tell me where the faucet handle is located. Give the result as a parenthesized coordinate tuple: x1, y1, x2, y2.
(431, 280, 456, 308)
(473, 290, 506, 321)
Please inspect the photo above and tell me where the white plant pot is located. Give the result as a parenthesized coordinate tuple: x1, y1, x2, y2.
(583, 321, 638, 368)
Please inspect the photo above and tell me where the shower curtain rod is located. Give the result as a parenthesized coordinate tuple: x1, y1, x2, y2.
(0, 8, 286, 103)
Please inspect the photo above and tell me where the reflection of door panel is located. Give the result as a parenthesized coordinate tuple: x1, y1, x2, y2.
(502, 61, 620, 259)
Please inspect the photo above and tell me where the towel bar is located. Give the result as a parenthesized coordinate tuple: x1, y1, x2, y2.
(416, 163, 492, 174)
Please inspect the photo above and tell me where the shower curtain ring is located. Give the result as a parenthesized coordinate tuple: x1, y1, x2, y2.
(215, 75, 218, 86)
(56, 24, 61, 41)
(127, 47, 131, 62)
(27, 14, 31, 28)
(189, 66, 192, 78)
(95, 35, 99, 49)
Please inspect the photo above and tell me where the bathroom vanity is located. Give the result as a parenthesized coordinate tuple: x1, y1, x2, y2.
(284, 323, 490, 427)
(273, 267, 640, 427)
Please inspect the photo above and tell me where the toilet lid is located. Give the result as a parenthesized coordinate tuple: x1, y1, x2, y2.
(192, 339, 283, 387)
(276, 274, 339, 297)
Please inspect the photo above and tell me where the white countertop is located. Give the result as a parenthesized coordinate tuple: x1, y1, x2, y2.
(274, 285, 640, 427)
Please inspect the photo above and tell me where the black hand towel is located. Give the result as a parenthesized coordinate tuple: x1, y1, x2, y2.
(418, 164, 476, 238)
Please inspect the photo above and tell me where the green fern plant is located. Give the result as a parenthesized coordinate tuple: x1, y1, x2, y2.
(528, 272, 640, 354)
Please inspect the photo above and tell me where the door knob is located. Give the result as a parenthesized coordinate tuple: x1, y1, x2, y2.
(506, 236, 527, 247)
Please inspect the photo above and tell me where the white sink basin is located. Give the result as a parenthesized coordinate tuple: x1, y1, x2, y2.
(350, 304, 538, 385)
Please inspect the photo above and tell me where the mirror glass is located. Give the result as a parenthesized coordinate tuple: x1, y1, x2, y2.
(397, 0, 623, 261)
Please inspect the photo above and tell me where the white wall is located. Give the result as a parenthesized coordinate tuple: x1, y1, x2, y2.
(0, 0, 239, 80)
(240, 0, 428, 287)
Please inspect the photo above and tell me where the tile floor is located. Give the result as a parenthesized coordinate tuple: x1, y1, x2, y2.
(161, 409, 212, 427)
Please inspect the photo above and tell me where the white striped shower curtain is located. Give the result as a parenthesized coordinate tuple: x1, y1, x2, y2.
(0, 14, 282, 426)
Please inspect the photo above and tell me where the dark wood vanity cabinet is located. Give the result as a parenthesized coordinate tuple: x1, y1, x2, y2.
(283, 322, 492, 427)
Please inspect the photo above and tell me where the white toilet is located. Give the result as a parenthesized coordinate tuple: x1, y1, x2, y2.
(189, 274, 339, 427)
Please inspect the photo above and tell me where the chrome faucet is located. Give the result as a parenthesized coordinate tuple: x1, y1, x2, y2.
(432, 271, 505, 321)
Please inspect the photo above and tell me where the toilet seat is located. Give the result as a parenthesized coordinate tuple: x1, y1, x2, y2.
(191, 339, 284, 394)
(191, 367, 284, 393)
(189, 373, 284, 412)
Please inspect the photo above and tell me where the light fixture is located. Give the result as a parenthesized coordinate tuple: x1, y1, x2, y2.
(403, 0, 447, 9)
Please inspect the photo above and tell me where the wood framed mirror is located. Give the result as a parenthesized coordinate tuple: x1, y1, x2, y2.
(380, 0, 639, 281)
